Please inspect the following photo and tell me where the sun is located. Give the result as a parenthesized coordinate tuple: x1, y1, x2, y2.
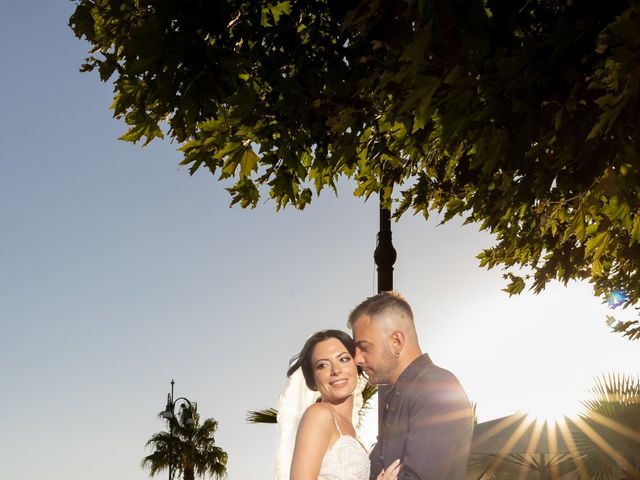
(522, 394, 582, 424)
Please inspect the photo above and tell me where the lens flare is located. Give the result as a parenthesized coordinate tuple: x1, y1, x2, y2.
(607, 290, 628, 308)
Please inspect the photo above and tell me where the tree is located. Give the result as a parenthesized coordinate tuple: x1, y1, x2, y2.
(467, 375, 640, 479)
(142, 404, 228, 480)
(69, 0, 640, 339)
(556, 373, 640, 479)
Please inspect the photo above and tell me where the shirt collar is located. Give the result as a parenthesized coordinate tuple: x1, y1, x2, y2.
(393, 353, 433, 390)
(381, 354, 433, 403)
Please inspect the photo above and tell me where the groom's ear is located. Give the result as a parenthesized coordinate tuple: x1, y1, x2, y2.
(390, 330, 405, 349)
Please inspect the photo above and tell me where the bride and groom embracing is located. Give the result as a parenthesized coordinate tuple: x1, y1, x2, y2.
(276, 291, 474, 480)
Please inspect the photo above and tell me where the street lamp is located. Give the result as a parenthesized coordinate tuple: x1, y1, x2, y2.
(374, 191, 397, 427)
(159, 380, 195, 480)
(374, 193, 397, 293)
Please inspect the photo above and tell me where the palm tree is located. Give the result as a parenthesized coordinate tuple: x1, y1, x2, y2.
(468, 374, 640, 480)
(555, 373, 640, 479)
(142, 403, 228, 480)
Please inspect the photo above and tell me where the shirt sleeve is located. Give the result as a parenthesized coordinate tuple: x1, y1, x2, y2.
(399, 375, 473, 480)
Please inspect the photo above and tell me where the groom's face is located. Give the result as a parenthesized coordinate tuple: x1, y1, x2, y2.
(352, 315, 397, 385)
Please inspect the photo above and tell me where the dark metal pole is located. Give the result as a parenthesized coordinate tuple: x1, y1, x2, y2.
(161, 380, 194, 480)
(169, 380, 174, 480)
(374, 192, 397, 432)
(374, 194, 397, 293)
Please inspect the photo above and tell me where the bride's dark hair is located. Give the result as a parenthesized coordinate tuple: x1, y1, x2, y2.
(287, 329, 361, 391)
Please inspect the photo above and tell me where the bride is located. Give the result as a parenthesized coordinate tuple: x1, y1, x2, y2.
(280, 330, 401, 480)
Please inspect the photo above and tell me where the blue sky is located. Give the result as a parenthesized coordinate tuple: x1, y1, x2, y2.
(1, 2, 638, 479)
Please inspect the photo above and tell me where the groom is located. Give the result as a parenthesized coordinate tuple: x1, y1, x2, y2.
(349, 291, 473, 480)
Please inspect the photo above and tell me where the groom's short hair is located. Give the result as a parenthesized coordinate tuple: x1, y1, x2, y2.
(348, 291, 413, 327)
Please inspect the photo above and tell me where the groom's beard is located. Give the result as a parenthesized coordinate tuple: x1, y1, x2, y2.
(366, 345, 398, 385)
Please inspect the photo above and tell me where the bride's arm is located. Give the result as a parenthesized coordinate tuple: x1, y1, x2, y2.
(290, 403, 335, 480)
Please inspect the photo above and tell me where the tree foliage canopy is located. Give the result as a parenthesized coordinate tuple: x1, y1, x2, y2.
(70, 0, 640, 339)
(142, 403, 228, 480)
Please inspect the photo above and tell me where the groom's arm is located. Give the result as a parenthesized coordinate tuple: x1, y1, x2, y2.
(400, 374, 473, 480)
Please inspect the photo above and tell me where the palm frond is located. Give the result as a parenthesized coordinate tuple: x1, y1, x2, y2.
(356, 382, 378, 427)
(246, 407, 278, 424)
(581, 372, 640, 416)
(362, 382, 377, 405)
(499, 453, 568, 472)
(563, 372, 640, 479)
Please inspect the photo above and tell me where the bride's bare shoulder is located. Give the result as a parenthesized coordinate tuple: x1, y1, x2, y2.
(301, 402, 333, 421)
(298, 403, 334, 432)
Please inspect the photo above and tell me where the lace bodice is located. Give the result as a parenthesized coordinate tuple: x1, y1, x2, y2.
(317, 404, 370, 480)
(318, 435, 370, 480)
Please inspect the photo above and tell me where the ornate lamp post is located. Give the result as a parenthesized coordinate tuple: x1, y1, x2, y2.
(374, 193, 397, 427)
(159, 380, 195, 480)
(374, 196, 397, 293)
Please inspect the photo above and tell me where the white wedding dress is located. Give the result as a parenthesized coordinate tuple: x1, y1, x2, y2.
(317, 407, 370, 480)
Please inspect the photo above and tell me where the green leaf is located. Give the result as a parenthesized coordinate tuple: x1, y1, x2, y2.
(265, 1, 291, 25)
(118, 125, 147, 143)
(630, 215, 640, 245)
(585, 231, 610, 258)
(412, 81, 439, 133)
(227, 179, 260, 208)
(239, 146, 259, 177)
(502, 273, 526, 296)
(602, 196, 630, 222)
(564, 207, 586, 242)
(591, 257, 603, 276)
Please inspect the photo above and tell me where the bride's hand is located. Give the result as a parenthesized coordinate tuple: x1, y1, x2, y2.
(376, 459, 401, 480)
